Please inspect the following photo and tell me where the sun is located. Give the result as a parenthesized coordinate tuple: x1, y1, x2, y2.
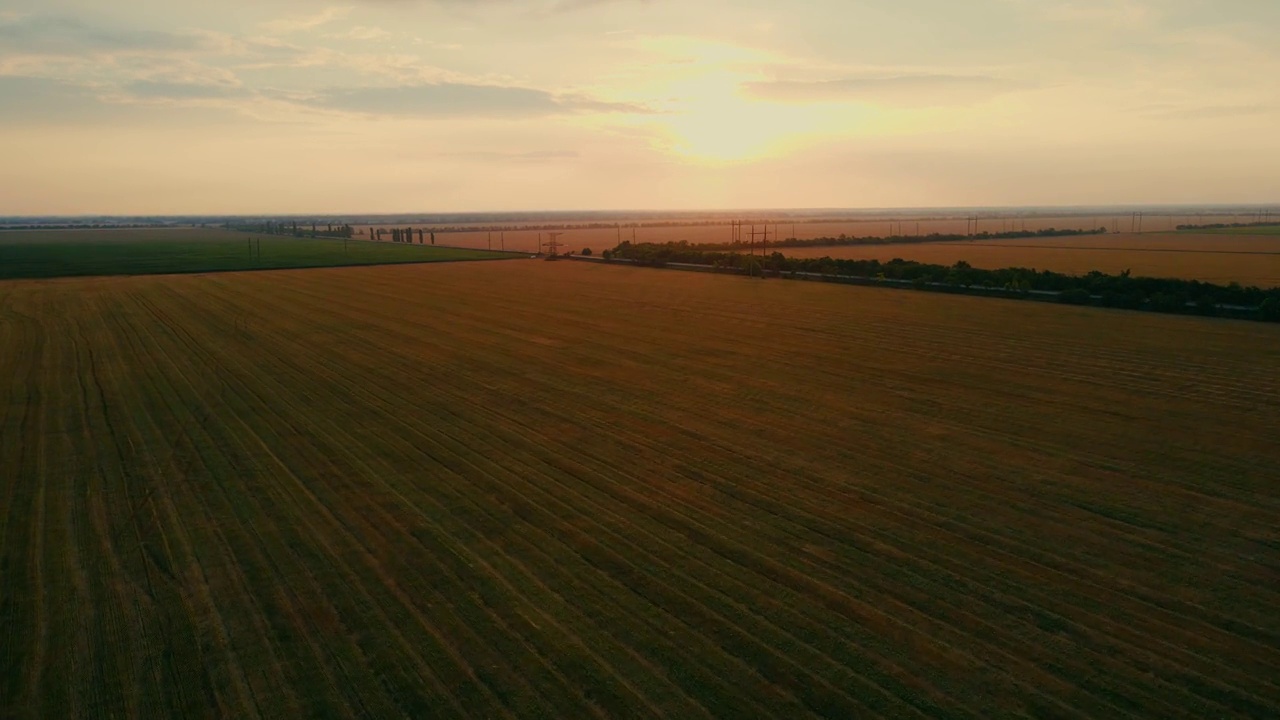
(593, 37, 870, 164)
(646, 71, 840, 164)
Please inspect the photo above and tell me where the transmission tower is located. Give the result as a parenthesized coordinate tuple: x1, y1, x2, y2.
(542, 232, 565, 259)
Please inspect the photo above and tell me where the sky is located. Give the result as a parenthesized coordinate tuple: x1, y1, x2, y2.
(1, 0, 1278, 214)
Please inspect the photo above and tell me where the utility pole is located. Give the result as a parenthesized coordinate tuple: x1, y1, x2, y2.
(748, 224, 769, 259)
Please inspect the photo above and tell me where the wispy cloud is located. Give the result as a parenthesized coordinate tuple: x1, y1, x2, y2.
(743, 73, 1018, 107)
(1046, 0, 1155, 28)
(435, 148, 580, 162)
(261, 7, 353, 35)
(0, 75, 101, 121)
(296, 82, 649, 118)
(326, 26, 392, 41)
(0, 74, 246, 125)
(0, 15, 219, 55)
(1139, 102, 1278, 120)
(123, 79, 250, 100)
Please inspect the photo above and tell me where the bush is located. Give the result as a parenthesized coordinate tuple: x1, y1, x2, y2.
(1147, 292, 1186, 313)
(581, 248, 592, 256)
(1261, 297, 1280, 322)
(1058, 288, 1092, 305)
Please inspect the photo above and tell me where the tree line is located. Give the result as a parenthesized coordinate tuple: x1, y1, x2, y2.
(699, 227, 1106, 252)
(232, 221, 354, 238)
(375, 227, 435, 244)
(1175, 221, 1279, 231)
(603, 241, 1280, 322)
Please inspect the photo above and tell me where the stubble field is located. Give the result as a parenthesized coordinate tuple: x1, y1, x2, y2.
(777, 232, 1280, 286)
(2, 260, 1279, 718)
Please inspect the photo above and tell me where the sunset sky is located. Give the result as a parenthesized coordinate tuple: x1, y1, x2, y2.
(2, 0, 1278, 214)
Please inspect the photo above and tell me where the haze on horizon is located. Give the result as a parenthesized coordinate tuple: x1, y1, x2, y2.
(2, 0, 1277, 215)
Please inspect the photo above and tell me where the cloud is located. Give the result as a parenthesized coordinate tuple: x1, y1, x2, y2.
(261, 7, 353, 35)
(0, 75, 238, 125)
(1045, 0, 1155, 28)
(435, 149, 581, 162)
(1140, 103, 1279, 120)
(0, 75, 101, 121)
(333, 0, 650, 18)
(547, 0, 645, 13)
(123, 79, 250, 100)
(743, 74, 1017, 107)
(0, 15, 218, 55)
(297, 82, 649, 117)
(327, 26, 393, 41)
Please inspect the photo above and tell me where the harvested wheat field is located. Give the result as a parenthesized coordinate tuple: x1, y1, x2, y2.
(3, 260, 1279, 719)
(780, 233, 1280, 287)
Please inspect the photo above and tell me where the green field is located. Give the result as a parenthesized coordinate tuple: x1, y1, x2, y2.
(3, 261, 1279, 718)
(0, 228, 516, 279)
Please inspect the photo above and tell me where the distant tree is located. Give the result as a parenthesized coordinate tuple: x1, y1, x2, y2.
(1147, 292, 1185, 313)
(1261, 297, 1280, 322)
(1058, 288, 1092, 305)
(581, 247, 592, 256)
